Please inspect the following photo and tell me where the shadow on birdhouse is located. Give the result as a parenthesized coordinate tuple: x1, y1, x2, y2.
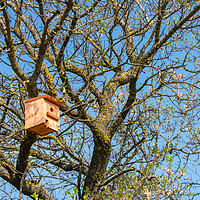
(25, 94, 63, 136)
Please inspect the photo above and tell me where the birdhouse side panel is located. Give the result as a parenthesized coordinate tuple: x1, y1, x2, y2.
(25, 98, 46, 130)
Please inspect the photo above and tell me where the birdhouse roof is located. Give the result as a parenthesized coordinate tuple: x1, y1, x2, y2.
(25, 94, 63, 107)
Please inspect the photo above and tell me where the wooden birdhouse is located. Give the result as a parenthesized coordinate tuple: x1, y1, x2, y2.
(25, 95, 63, 136)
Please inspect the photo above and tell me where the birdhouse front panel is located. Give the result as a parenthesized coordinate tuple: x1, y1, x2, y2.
(45, 100, 60, 131)
(25, 95, 62, 136)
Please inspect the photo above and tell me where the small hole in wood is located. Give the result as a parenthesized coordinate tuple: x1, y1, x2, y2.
(50, 107, 53, 112)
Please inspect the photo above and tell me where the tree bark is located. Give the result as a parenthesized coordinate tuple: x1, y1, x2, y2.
(82, 139, 111, 198)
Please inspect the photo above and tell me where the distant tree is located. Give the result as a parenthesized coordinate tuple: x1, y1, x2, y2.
(0, 0, 200, 199)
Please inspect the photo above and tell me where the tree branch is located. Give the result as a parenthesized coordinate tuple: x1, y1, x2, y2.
(0, 6, 28, 81)
(30, 148, 88, 175)
(143, 3, 200, 61)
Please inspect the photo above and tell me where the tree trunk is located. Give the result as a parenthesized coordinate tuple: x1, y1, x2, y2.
(82, 140, 111, 198)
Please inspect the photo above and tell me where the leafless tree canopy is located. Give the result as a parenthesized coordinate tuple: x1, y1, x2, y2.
(0, 0, 200, 199)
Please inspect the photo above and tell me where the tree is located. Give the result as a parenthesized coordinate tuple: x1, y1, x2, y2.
(0, 0, 200, 199)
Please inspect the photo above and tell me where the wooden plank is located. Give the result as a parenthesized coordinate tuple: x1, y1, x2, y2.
(25, 98, 45, 129)
(46, 112, 59, 121)
(25, 94, 63, 107)
(27, 122, 54, 136)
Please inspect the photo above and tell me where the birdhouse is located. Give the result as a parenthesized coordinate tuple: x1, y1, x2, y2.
(25, 94, 63, 136)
